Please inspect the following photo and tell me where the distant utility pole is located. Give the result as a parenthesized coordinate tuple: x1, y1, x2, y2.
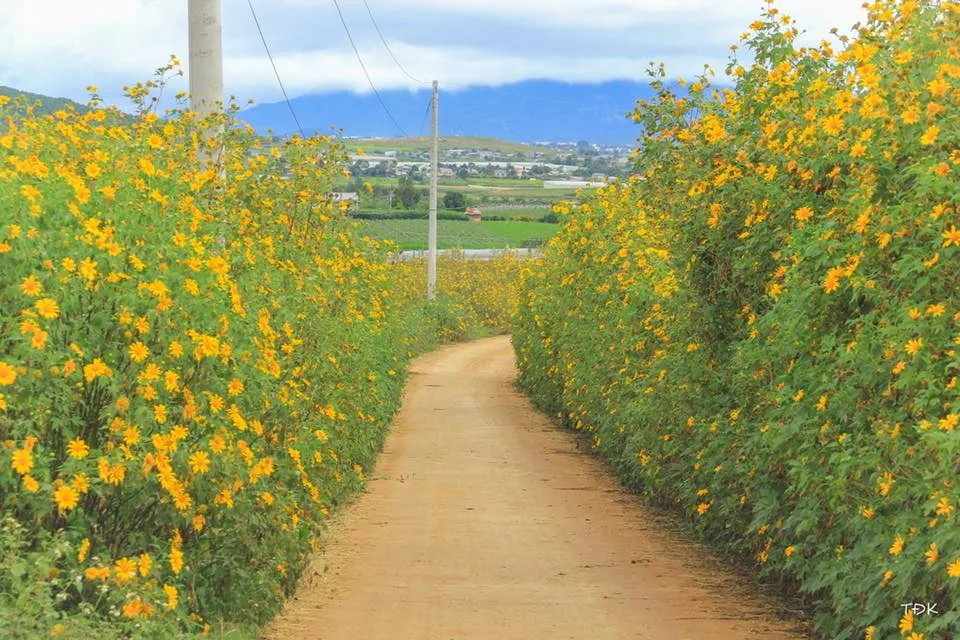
(427, 80, 439, 300)
(188, 0, 224, 165)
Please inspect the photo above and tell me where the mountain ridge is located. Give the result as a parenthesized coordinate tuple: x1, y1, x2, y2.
(239, 79, 659, 145)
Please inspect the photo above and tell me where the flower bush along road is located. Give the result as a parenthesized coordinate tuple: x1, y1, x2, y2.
(514, 1, 960, 638)
(0, 59, 519, 638)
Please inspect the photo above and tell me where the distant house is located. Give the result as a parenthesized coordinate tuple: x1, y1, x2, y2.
(465, 207, 483, 223)
(493, 168, 508, 178)
(438, 167, 456, 179)
(331, 192, 359, 211)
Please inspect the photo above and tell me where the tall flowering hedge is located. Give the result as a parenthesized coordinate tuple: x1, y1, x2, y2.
(0, 62, 517, 638)
(514, 1, 959, 638)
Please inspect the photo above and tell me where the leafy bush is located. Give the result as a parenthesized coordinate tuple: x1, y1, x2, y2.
(514, 2, 960, 638)
(0, 61, 518, 637)
(391, 251, 521, 334)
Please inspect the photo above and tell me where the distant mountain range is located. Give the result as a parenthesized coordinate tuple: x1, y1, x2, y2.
(239, 80, 659, 145)
(1, 79, 666, 145)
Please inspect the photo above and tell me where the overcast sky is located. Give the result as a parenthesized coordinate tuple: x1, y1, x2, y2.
(0, 0, 868, 107)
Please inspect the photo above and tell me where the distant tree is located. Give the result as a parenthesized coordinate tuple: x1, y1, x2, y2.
(443, 192, 467, 210)
(396, 176, 421, 209)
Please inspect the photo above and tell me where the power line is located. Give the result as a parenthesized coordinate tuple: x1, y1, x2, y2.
(418, 98, 432, 138)
(246, 0, 305, 137)
(362, 0, 429, 85)
(330, 0, 410, 137)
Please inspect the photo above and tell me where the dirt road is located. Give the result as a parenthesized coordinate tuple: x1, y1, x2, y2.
(265, 336, 809, 640)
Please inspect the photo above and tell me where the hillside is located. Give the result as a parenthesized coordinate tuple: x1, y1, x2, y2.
(238, 79, 657, 145)
(0, 85, 88, 115)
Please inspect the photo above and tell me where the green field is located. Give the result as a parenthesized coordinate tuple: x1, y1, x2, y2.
(459, 177, 544, 188)
(334, 175, 582, 211)
(459, 186, 579, 197)
(358, 219, 558, 250)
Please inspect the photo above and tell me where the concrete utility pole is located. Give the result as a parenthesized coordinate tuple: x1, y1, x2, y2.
(428, 80, 439, 300)
(188, 0, 224, 164)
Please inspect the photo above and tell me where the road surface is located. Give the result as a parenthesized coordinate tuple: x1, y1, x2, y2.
(265, 336, 809, 640)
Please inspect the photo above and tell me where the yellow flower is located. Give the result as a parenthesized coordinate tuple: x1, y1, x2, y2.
(0, 361, 15, 386)
(189, 450, 211, 474)
(928, 77, 949, 98)
(84, 566, 110, 582)
(83, 358, 113, 382)
(34, 298, 59, 319)
(71, 473, 90, 494)
(170, 546, 183, 575)
(878, 472, 895, 496)
(66, 438, 90, 459)
(30, 330, 48, 350)
(889, 534, 904, 556)
(210, 434, 226, 453)
(926, 543, 939, 566)
(78, 257, 98, 282)
(227, 378, 245, 396)
(19, 276, 42, 297)
(939, 414, 959, 432)
(948, 557, 960, 577)
(920, 125, 939, 146)
(821, 114, 843, 135)
(905, 338, 923, 356)
(122, 597, 153, 619)
(53, 484, 79, 513)
(114, 557, 136, 584)
(160, 584, 179, 611)
(138, 553, 152, 577)
(943, 225, 960, 248)
(899, 610, 914, 634)
(77, 538, 91, 563)
(129, 342, 149, 362)
(11, 448, 34, 475)
(147, 133, 163, 149)
(22, 475, 39, 493)
(823, 267, 843, 293)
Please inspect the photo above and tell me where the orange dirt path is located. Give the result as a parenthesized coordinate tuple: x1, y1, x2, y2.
(265, 335, 809, 640)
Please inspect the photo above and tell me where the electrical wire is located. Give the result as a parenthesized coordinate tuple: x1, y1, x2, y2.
(330, 0, 410, 137)
(362, 0, 429, 85)
(246, 0, 305, 137)
(418, 98, 432, 138)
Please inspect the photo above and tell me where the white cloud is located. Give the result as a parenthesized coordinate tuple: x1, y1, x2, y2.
(0, 0, 869, 105)
(226, 45, 732, 100)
